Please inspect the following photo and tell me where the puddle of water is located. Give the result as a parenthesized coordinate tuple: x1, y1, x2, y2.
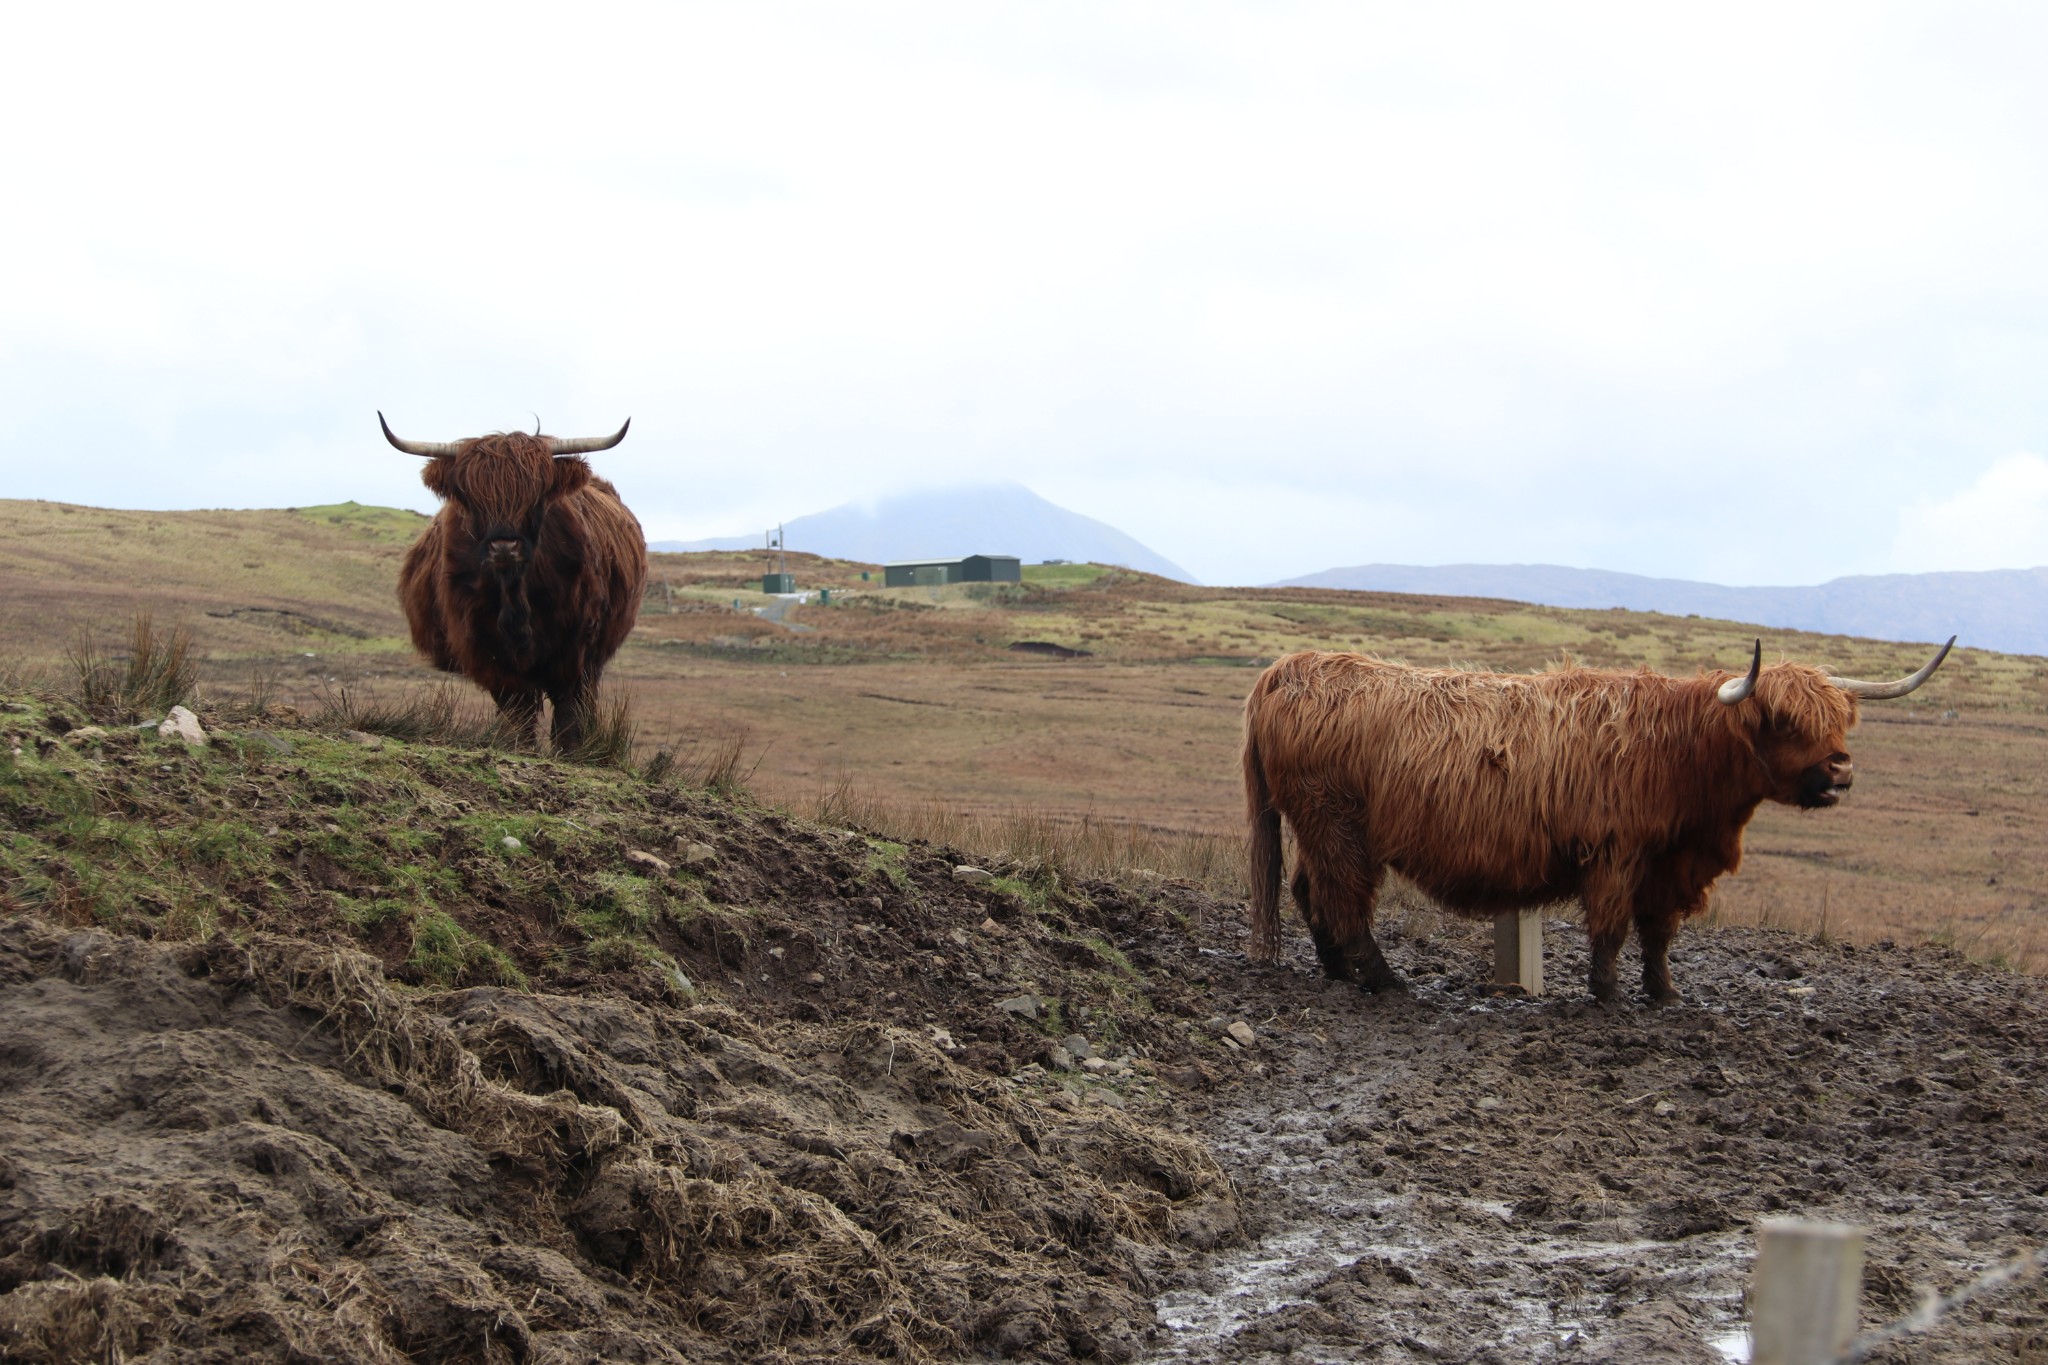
(1710, 1328, 1752, 1361)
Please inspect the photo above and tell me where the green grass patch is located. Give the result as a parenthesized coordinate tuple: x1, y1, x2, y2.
(408, 911, 526, 987)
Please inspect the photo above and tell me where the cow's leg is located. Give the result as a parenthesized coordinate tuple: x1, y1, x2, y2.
(1635, 851, 1716, 1004)
(491, 686, 544, 749)
(1302, 854, 1403, 992)
(1582, 858, 1638, 1003)
(1293, 868, 1353, 980)
(547, 683, 591, 753)
(1634, 907, 1681, 1004)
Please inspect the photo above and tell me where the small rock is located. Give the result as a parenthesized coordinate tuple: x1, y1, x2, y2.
(157, 706, 208, 746)
(997, 993, 1043, 1021)
(949, 928, 969, 947)
(245, 730, 294, 756)
(868, 896, 886, 912)
(323, 823, 342, 836)
(926, 1024, 957, 1049)
(1476, 1097, 1502, 1111)
(804, 971, 826, 987)
(625, 849, 672, 876)
(1226, 1020, 1257, 1047)
(1654, 1100, 1678, 1117)
(676, 840, 718, 868)
(340, 729, 384, 749)
(61, 727, 109, 745)
(952, 865, 995, 884)
(1087, 1089, 1127, 1109)
(1081, 1056, 1113, 1074)
(1060, 1033, 1094, 1061)
(501, 836, 523, 852)
(980, 916, 1004, 935)
(1047, 1045, 1076, 1071)
(1221, 1036, 1242, 1051)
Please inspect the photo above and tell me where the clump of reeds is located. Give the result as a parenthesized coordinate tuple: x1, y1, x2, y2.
(65, 613, 198, 720)
(641, 725, 760, 795)
(314, 680, 514, 748)
(559, 688, 637, 767)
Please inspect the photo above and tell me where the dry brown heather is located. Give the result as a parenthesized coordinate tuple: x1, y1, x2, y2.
(6, 496, 2045, 972)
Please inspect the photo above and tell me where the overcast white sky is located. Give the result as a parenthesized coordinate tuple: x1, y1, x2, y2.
(5, 2, 2047, 586)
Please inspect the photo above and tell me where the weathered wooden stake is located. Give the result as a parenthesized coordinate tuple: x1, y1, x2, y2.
(1751, 1218, 1865, 1365)
(1491, 910, 1543, 995)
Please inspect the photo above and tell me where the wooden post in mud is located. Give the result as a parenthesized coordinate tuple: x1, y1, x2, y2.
(1491, 911, 1543, 995)
(1750, 1219, 1865, 1365)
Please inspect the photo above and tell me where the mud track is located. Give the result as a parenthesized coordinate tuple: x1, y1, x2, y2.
(1148, 912, 2048, 1363)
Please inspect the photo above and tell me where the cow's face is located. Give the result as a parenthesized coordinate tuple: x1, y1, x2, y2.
(421, 434, 592, 574)
(1746, 669, 1860, 810)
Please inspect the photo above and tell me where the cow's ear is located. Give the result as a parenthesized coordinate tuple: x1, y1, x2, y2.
(550, 456, 593, 498)
(420, 457, 454, 498)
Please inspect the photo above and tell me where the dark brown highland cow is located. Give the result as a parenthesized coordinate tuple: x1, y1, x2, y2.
(1244, 638, 1953, 1002)
(383, 413, 647, 750)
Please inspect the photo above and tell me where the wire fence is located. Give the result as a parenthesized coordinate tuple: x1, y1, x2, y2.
(1831, 1242, 2045, 1363)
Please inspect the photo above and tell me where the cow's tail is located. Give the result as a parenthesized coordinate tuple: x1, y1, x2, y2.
(1245, 725, 1284, 966)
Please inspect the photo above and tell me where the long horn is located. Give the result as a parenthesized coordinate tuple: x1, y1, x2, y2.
(1827, 636, 1957, 700)
(1717, 638, 1762, 704)
(547, 418, 631, 457)
(378, 411, 463, 459)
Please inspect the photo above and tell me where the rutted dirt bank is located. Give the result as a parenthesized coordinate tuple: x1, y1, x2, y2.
(2, 698, 2046, 1361)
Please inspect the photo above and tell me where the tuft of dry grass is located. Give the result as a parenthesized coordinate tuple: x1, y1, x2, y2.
(558, 688, 637, 767)
(642, 725, 761, 795)
(65, 613, 198, 721)
(313, 680, 516, 748)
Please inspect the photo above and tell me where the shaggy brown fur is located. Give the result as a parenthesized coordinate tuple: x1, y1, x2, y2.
(1244, 650, 1863, 1001)
(398, 431, 646, 750)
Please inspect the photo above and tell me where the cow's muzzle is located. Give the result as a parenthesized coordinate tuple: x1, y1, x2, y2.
(1798, 756, 1853, 808)
(484, 537, 528, 571)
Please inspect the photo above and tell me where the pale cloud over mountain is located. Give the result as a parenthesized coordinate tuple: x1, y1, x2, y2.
(4, 4, 2047, 590)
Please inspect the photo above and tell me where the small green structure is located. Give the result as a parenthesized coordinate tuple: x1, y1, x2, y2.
(762, 573, 795, 593)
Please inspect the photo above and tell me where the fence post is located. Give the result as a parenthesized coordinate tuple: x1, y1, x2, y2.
(1492, 911, 1543, 995)
(1752, 1219, 1865, 1365)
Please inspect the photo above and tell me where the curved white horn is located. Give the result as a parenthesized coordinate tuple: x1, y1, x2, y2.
(1717, 639, 1762, 705)
(378, 411, 463, 459)
(547, 419, 631, 457)
(1826, 636, 1956, 700)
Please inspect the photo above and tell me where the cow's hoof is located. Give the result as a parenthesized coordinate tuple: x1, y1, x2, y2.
(1643, 989, 1681, 1008)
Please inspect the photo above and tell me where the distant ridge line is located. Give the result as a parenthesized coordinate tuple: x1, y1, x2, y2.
(1274, 561, 2048, 657)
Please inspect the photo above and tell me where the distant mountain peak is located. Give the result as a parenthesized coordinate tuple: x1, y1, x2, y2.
(652, 484, 1195, 583)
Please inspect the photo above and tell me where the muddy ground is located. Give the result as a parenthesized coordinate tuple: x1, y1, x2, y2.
(2, 700, 2045, 1361)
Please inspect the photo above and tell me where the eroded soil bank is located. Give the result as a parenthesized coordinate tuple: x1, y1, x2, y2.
(2, 696, 2044, 1361)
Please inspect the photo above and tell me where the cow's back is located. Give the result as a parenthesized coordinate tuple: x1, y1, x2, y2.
(1245, 651, 1706, 907)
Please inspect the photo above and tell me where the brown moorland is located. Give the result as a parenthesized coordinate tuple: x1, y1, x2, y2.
(5, 496, 2043, 973)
